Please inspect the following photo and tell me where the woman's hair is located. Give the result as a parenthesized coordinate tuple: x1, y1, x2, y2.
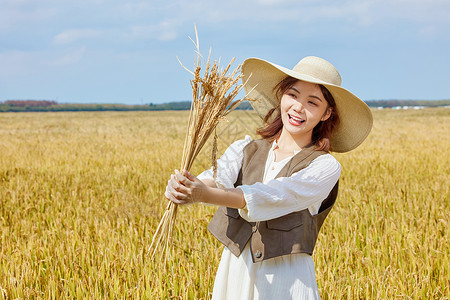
(256, 76, 340, 152)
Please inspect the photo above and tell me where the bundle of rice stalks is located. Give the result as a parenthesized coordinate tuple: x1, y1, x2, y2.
(148, 28, 249, 260)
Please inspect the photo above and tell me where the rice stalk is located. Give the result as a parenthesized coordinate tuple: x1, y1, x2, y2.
(148, 27, 249, 260)
(212, 129, 218, 179)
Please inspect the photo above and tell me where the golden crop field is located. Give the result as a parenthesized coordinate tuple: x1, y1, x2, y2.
(0, 108, 448, 299)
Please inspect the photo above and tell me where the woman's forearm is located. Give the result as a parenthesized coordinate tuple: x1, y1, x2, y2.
(203, 186, 246, 209)
(200, 178, 217, 188)
(167, 171, 246, 208)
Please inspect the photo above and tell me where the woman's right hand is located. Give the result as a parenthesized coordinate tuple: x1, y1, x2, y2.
(164, 169, 209, 205)
(165, 169, 246, 209)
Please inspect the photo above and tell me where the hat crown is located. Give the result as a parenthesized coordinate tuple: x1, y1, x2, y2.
(293, 56, 342, 86)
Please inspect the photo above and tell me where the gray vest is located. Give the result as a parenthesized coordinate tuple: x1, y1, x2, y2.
(207, 139, 339, 262)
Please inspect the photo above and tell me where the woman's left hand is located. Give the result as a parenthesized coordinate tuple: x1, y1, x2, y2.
(164, 169, 209, 205)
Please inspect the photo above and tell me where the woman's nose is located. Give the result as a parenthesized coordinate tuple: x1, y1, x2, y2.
(293, 100, 304, 112)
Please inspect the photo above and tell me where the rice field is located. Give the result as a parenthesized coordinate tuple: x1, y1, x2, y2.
(0, 108, 448, 299)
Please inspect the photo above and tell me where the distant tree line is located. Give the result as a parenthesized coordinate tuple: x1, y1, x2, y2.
(0, 100, 254, 112)
(0, 99, 449, 113)
(4, 100, 58, 107)
(365, 99, 450, 108)
(148, 101, 254, 111)
(0, 101, 154, 112)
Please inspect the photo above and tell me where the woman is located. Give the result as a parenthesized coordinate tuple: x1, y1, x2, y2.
(165, 56, 373, 299)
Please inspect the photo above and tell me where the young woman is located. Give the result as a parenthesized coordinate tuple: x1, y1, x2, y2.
(165, 56, 373, 299)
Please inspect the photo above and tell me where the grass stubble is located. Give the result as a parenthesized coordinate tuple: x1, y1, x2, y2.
(0, 108, 448, 299)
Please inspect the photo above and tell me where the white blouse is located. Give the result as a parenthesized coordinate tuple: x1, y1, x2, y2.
(197, 136, 341, 300)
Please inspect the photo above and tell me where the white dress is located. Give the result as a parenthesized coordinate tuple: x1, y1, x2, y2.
(198, 136, 341, 300)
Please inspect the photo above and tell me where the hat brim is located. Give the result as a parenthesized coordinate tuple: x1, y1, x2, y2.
(242, 58, 373, 153)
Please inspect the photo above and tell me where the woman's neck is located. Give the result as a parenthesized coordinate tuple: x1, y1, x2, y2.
(276, 128, 312, 153)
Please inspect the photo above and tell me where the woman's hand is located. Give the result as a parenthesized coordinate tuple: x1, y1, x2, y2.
(165, 169, 246, 209)
(165, 169, 209, 205)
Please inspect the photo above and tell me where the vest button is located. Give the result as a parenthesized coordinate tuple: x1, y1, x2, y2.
(254, 250, 262, 258)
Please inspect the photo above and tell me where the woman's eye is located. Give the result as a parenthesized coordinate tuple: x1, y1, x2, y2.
(308, 101, 318, 106)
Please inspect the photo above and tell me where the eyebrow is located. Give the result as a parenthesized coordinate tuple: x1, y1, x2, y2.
(289, 87, 323, 102)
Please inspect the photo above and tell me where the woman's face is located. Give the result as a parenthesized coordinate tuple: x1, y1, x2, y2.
(280, 80, 331, 143)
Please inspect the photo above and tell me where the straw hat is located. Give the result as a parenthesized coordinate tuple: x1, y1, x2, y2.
(242, 56, 373, 153)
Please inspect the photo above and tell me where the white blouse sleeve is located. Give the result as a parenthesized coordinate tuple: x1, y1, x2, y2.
(238, 154, 341, 222)
(197, 135, 253, 188)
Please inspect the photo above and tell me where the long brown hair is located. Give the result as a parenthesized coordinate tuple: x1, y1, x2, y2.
(256, 76, 340, 152)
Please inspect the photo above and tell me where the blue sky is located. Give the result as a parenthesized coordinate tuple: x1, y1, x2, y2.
(1, 0, 449, 104)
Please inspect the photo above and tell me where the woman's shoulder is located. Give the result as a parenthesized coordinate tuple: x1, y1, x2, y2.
(315, 152, 339, 161)
(310, 152, 341, 173)
(227, 135, 254, 150)
(232, 136, 276, 157)
(220, 135, 255, 159)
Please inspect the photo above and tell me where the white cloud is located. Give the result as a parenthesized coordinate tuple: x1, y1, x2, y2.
(157, 0, 373, 27)
(391, 0, 450, 23)
(53, 29, 102, 45)
(49, 46, 87, 66)
(0, 46, 87, 80)
(0, 5, 58, 33)
(256, 0, 292, 5)
(167, 0, 450, 29)
(158, 30, 178, 41)
(418, 25, 437, 37)
(128, 20, 179, 41)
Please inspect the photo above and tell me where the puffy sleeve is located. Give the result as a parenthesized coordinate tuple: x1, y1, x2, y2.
(238, 154, 341, 222)
(197, 135, 253, 188)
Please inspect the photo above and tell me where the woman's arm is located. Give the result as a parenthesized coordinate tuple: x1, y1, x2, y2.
(164, 137, 253, 208)
(165, 170, 246, 209)
(165, 153, 339, 222)
(201, 178, 217, 188)
(239, 154, 341, 221)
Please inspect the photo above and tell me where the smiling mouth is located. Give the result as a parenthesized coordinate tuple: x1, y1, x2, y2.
(288, 114, 305, 126)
